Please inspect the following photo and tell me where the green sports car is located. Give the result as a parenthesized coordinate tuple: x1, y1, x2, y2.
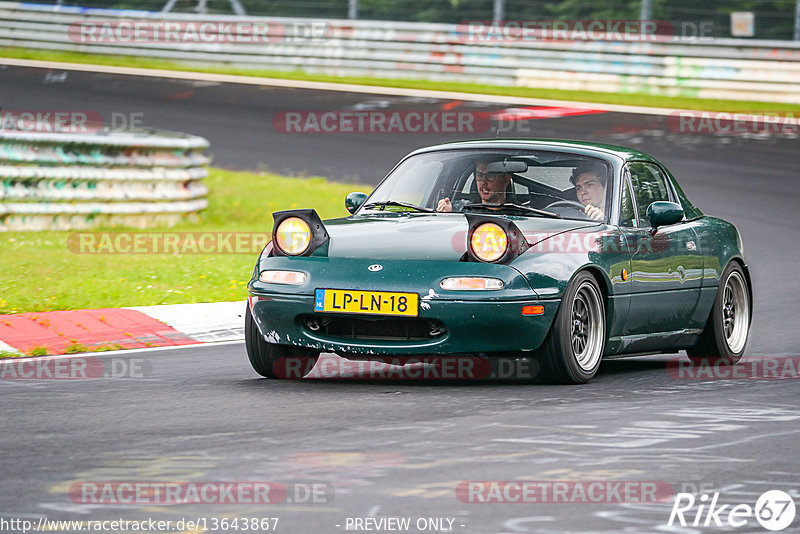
(245, 139, 752, 384)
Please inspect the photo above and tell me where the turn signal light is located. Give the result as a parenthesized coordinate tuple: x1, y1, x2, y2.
(259, 270, 308, 285)
(522, 305, 545, 316)
(440, 277, 504, 291)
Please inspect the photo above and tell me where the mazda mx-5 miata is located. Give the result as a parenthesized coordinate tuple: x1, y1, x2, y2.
(245, 140, 752, 384)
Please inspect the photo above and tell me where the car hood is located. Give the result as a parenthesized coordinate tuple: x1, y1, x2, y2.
(324, 215, 600, 261)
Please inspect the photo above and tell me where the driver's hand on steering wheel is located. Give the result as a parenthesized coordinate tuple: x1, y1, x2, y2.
(584, 204, 604, 221)
(437, 197, 453, 212)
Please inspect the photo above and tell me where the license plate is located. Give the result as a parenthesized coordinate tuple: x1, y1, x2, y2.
(314, 289, 418, 317)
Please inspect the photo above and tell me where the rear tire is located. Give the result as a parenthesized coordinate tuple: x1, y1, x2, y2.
(245, 305, 319, 378)
(686, 262, 750, 364)
(537, 271, 606, 384)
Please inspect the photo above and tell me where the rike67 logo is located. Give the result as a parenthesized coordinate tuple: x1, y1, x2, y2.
(668, 490, 796, 531)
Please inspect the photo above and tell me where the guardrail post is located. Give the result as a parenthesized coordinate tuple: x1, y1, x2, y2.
(493, 0, 504, 23)
(640, 0, 652, 24)
(795, 0, 800, 40)
(162, 0, 246, 15)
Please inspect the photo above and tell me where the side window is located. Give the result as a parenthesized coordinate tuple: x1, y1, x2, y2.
(619, 172, 636, 227)
(627, 162, 672, 227)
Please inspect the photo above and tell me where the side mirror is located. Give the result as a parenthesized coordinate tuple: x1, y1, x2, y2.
(345, 192, 368, 214)
(646, 201, 684, 230)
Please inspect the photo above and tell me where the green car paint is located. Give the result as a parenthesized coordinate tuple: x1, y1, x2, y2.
(248, 139, 751, 361)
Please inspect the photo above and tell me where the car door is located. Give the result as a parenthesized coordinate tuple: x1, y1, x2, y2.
(619, 162, 703, 337)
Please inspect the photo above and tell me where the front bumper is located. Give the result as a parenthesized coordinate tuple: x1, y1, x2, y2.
(248, 291, 559, 356)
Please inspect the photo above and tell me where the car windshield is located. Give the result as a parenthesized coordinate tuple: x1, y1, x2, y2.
(359, 148, 614, 222)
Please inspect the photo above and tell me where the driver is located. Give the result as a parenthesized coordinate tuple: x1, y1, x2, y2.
(437, 160, 511, 212)
(570, 162, 608, 221)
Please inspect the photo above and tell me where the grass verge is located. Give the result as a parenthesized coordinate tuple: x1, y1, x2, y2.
(0, 168, 365, 313)
(3, 47, 800, 113)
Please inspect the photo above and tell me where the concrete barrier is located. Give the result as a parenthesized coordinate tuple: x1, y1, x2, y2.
(0, 128, 209, 231)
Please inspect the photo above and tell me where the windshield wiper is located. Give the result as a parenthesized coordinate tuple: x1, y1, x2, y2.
(462, 203, 562, 219)
(362, 200, 434, 213)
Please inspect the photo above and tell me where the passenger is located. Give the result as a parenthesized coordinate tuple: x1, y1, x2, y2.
(570, 162, 608, 221)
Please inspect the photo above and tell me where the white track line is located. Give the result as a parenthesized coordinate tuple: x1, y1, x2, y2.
(1, 56, 700, 117)
(0, 339, 21, 355)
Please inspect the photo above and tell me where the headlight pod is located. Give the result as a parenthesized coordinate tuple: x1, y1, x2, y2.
(271, 209, 329, 257)
(465, 214, 530, 264)
(470, 223, 507, 262)
(275, 217, 311, 255)
(440, 277, 504, 290)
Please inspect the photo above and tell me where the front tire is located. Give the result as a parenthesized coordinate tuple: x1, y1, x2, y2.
(538, 271, 606, 384)
(687, 262, 750, 364)
(245, 305, 319, 378)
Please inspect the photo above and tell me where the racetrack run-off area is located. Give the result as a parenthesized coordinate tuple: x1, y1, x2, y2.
(1, 64, 799, 534)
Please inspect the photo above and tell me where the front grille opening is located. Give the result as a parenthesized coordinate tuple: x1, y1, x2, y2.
(302, 315, 446, 341)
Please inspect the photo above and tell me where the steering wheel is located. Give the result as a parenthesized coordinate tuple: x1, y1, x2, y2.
(546, 200, 586, 211)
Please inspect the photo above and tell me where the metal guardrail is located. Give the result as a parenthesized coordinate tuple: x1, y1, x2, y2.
(0, 128, 209, 231)
(1, 2, 800, 103)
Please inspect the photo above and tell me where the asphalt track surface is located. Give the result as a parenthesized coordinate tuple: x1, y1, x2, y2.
(2, 65, 800, 533)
